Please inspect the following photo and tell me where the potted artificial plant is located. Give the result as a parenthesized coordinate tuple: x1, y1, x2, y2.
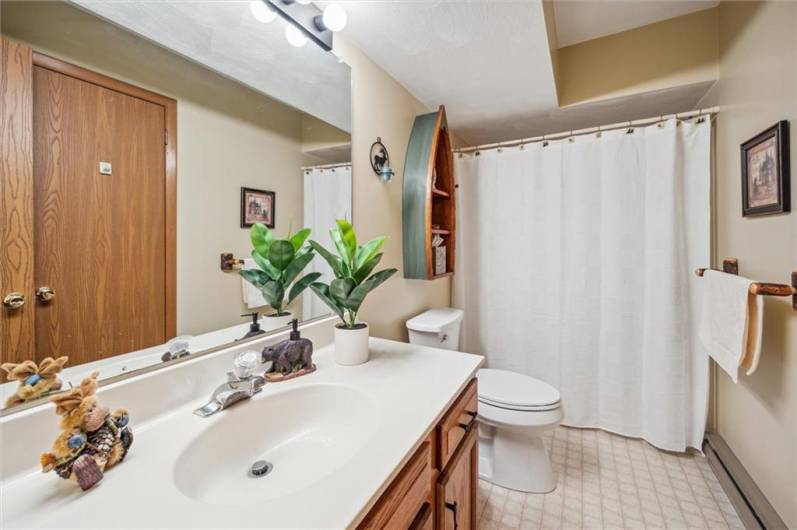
(309, 219, 397, 365)
(239, 223, 321, 330)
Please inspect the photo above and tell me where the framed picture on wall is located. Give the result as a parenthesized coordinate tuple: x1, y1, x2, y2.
(240, 187, 275, 228)
(741, 121, 790, 216)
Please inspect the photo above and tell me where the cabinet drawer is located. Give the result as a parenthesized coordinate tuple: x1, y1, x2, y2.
(358, 442, 432, 529)
(438, 379, 478, 469)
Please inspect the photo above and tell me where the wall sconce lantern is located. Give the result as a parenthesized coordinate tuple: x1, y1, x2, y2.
(370, 137, 394, 183)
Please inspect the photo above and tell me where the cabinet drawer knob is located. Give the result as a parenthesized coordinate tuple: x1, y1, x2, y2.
(36, 286, 56, 302)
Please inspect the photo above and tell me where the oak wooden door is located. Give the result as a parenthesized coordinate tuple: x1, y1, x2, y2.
(437, 426, 478, 530)
(31, 64, 168, 364)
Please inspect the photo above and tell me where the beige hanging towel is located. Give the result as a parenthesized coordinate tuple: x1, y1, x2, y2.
(698, 270, 764, 383)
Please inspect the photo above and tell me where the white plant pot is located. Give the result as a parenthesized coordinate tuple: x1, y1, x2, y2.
(334, 323, 370, 365)
(262, 312, 293, 332)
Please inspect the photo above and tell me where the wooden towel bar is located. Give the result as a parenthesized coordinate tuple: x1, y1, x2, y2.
(695, 258, 797, 309)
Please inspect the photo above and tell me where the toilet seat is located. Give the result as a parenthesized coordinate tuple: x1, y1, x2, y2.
(477, 369, 560, 412)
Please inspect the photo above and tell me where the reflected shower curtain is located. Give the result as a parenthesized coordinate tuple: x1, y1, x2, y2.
(302, 164, 352, 321)
(453, 119, 710, 451)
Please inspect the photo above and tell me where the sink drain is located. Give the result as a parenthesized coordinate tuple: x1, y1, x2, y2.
(248, 460, 273, 478)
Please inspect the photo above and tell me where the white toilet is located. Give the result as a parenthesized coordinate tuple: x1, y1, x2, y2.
(406, 308, 563, 493)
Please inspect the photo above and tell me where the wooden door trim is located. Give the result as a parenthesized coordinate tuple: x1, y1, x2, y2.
(32, 52, 177, 338)
(1, 37, 36, 371)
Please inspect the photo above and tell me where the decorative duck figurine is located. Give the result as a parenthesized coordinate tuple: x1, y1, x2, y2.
(1, 356, 69, 407)
(40, 372, 133, 491)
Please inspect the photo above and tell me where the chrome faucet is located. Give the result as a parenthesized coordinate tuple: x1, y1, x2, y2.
(194, 351, 266, 417)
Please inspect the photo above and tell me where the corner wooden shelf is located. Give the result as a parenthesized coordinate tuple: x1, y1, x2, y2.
(402, 105, 456, 280)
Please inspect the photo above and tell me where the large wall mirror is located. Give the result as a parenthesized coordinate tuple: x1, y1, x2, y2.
(0, 0, 352, 413)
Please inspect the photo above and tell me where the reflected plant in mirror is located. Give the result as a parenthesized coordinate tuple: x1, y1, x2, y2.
(239, 224, 322, 323)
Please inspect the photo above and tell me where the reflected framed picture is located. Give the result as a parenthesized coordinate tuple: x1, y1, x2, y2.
(741, 121, 790, 217)
(240, 187, 275, 228)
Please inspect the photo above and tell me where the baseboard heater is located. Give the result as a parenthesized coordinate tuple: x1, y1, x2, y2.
(703, 433, 788, 530)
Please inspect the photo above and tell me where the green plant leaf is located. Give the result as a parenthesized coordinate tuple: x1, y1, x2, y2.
(309, 240, 345, 278)
(345, 268, 398, 312)
(282, 249, 315, 285)
(353, 252, 383, 284)
(268, 240, 295, 271)
(329, 227, 353, 274)
(355, 236, 386, 270)
(287, 272, 322, 303)
(250, 250, 280, 281)
(260, 280, 285, 311)
(309, 282, 344, 321)
(250, 223, 274, 257)
(251, 250, 281, 281)
(239, 268, 268, 288)
(335, 219, 357, 263)
(330, 277, 355, 306)
(289, 228, 312, 252)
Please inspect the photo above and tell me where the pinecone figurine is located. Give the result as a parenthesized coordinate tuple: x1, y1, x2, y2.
(40, 373, 133, 491)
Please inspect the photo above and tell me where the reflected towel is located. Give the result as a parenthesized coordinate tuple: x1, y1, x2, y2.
(699, 270, 764, 382)
(241, 259, 267, 309)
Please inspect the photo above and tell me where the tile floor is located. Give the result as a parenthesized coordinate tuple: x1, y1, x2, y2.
(477, 426, 745, 530)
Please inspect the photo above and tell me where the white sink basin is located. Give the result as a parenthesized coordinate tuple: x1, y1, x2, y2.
(173, 383, 379, 506)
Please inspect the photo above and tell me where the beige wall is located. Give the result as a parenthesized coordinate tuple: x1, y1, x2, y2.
(701, 2, 797, 526)
(333, 36, 452, 341)
(1, 1, 311, 336)
(556, 8, 719, 106)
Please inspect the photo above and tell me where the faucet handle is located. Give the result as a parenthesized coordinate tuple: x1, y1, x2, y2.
(232, 350, 260, 379)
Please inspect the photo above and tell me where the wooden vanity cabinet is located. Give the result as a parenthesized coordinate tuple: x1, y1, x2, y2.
(359, 378, 478, 530)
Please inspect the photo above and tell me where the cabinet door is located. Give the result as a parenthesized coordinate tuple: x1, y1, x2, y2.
(437, 424, 478, 530)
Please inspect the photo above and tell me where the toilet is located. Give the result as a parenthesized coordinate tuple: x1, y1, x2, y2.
(406, 308, 563, 493)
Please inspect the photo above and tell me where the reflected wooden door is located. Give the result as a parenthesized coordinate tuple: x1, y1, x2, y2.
(32, 61, 171, 364)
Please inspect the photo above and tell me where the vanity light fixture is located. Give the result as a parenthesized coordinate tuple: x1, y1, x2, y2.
(249, 0, 277, 23)
(264, 0, 347, 52)
(284, 23, 308, 47)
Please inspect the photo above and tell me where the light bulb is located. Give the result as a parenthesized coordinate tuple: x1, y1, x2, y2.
(295, 0, 312, 4)
(284, 23, 308, 47)
(322, 3, 347, 32)
(249, 0, 276, 23)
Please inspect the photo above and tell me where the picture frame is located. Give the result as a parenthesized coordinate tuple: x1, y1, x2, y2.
(240, 187, 275, 228)
(741, 121, 790, 217)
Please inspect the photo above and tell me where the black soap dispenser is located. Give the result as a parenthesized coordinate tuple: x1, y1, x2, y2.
(238, 312, 265, 340)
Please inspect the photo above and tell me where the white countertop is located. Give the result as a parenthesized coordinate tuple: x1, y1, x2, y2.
(0, 338, 483, 529)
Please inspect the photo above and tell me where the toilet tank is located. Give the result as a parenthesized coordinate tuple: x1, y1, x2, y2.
(406, 308, 464, 351)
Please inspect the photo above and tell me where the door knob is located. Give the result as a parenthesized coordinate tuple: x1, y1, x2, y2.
(36, 286, 56, 302)
(3, 292, 25, 310)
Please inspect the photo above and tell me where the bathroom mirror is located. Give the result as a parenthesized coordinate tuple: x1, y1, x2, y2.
(0, 0, 352, 413)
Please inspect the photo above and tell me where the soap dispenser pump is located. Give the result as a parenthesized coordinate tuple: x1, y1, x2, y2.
(260, 318, 315, 382)
(238, 312, 265, 341)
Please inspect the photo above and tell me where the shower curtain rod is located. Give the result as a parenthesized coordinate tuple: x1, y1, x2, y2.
(453, 106, 719, 154)
(301, 161, 352, 170)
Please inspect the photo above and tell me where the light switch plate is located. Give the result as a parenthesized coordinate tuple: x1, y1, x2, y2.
(99, 161, 112, 175)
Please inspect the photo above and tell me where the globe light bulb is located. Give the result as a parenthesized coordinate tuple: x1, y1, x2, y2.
(284, 23, 308, 47)
(249, 0, 276, 23)
(295, 0, 313, 4)
(322, 3, 347, 32)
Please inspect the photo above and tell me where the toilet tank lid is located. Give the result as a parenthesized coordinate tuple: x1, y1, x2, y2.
(406, 308, 464, 333)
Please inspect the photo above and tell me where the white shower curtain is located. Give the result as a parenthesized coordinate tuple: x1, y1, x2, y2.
(454, 119, 711, 452)
(302, 164, 352, 321)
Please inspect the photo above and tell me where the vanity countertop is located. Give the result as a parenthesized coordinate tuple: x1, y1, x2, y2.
(0, 338, 483, 529)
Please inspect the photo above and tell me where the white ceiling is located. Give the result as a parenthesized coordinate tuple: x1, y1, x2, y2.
(69, 0, 352, 132)
(337, 0, 717, 145)
(553, 0, 719, 48)
(334, 1, 559, 145)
